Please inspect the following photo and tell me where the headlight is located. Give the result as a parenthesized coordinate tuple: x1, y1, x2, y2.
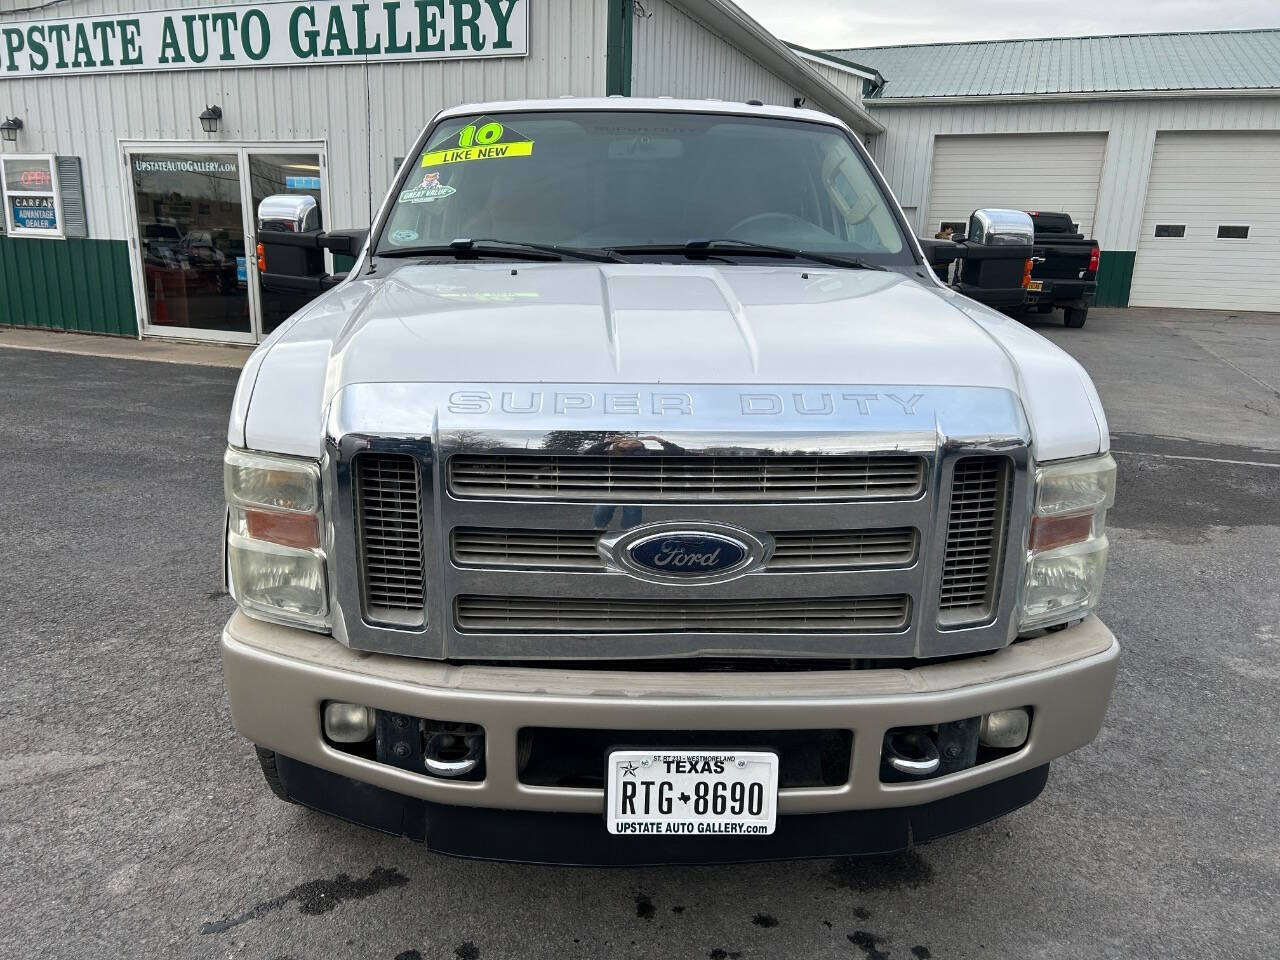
(224, 447, 328, 630)
(1021, 453, 1115, 630)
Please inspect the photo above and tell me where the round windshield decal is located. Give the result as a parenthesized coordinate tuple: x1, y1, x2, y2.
(390, 228, 419, 245)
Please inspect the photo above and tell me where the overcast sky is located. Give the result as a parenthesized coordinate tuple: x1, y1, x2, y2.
(732, 0, 1279, 49)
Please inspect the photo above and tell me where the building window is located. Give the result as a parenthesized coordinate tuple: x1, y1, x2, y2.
(1, 155, 64, 239)
(1216, 225, 1250, 240)
(1153, 224, 1185, 238)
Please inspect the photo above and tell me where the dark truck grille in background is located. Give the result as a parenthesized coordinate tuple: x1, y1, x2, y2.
(939, 456, 1011, 626)
(354, 453, 426, 624)
(451, 527, 918, 572)
(455, 595, 911, 634)
(447, 454, 925, 502)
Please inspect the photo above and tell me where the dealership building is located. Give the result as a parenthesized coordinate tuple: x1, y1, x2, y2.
(834, 30, 1280, 310)
(0, 0, 878, 342)
(0, 8, 1277, 342)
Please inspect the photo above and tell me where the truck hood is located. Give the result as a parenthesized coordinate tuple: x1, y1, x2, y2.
(232, 262, 1106, 460)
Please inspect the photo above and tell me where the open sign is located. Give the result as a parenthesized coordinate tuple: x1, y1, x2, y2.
(19, 169, 52, 188)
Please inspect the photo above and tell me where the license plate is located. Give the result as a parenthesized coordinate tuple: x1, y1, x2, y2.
(605, 749, 778, 836)
(1027, 279, 1044, 292)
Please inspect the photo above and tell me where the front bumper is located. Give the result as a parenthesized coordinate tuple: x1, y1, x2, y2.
(223, 611, 1118, 817)
(268, 751, 1053, 864)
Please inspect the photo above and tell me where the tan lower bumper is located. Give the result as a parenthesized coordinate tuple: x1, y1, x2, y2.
(221, 611, 1118, 814)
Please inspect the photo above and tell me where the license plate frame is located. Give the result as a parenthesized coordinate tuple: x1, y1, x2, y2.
(605, 748, 779, 836)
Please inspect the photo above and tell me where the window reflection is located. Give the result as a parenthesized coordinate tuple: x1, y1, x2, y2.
(131, 154, 248, 333)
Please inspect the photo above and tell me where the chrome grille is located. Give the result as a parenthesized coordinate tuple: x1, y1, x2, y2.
(451, 526, 917, 572)
(769, 528, 918, 571)
(447, 454, 925, 502)
(329, 382, 1032, 663)
(455, 595, 911, 634)
(452, 528, 600, 570)
(939, 456, 1011, 625)
(355, 453, 425, 622)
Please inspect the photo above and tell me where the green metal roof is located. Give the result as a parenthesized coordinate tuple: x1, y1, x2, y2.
(829, 29, 1280, 99)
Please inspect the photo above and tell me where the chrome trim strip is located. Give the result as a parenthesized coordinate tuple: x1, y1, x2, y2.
(447, 452, 927, 502)
(441, 499, 929, 530)
(450, 525, 919, 574)
(449, 567, 920, 600)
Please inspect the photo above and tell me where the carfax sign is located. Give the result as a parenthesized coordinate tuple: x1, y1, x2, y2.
(0, 0, 527, 77)
(11, 196, 57, 231)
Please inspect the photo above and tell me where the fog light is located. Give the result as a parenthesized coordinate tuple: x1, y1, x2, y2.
(979, 708, 1030, 749)
(323, 702, 375, 743)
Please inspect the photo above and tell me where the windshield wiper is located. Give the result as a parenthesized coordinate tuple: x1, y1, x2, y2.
(377, 237, 629, 264)
(609, 239, 886, 270)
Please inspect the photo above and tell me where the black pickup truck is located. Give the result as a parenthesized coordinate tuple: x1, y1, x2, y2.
(1024, 211, 1099, 327)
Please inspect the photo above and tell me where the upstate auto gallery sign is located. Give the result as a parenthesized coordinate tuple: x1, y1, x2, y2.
(0, 0, 527, 77)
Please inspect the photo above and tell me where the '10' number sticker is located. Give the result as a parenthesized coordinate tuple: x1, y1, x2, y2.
(420, 116, 534, 167)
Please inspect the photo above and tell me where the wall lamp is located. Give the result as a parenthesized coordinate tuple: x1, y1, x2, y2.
(199, 105, 222, 134)
(1, 117, 22, 143)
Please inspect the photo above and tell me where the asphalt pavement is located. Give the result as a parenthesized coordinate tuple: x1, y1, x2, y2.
(2, 306, 1278, 959)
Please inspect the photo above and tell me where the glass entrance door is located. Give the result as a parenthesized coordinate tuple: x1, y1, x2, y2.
(247, 152, 325, 336)
(130, 152, 251, 339)
(125, 144, 327, 343)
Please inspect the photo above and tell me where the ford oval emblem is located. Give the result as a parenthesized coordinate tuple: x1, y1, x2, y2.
(598, 522, 772, 584)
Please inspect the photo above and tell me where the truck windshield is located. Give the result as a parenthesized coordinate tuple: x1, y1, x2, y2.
(375, 110, 912, 264)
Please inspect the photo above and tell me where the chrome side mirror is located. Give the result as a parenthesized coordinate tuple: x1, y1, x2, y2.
(255, 194, 367, 298)
(967, 208, 1034, 246)
(258, 194, 320, 233)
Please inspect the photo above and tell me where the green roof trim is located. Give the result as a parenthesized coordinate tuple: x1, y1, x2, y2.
(785, 41, 884, 88)
(830, 28, 1280, 99)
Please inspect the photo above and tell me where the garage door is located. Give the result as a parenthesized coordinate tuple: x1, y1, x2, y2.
(1130, 132, 1280, 311)
(926, 133, 1106, 238)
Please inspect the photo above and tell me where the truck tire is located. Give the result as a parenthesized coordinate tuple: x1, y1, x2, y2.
(1064, 306, 1089, 328)
(255, 746, 298, 804)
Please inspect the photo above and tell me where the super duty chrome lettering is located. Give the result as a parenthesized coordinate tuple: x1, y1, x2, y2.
(447, 390, 695, 415)
(445, 390, 925, 416)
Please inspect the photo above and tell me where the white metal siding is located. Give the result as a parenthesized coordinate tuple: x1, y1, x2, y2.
(799, 60, 864, 106)
(0, 0, 609, 238)
(867, 96, 1280, 250)
(925, 133, 1106, 237)
(1130, 131, 1280, 310)
(631, 0, 807, 109)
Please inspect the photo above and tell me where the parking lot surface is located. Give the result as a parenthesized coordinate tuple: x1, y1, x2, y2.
(2, 306, 1278, 959)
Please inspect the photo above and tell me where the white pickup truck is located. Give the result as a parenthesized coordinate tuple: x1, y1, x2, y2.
(221, 97, 1119, 864)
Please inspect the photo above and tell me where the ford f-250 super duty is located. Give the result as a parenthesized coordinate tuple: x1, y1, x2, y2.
(221, 98, 1119, 864)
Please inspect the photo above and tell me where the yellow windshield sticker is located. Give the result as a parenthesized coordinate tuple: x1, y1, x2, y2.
(421, 117, 534, 167)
